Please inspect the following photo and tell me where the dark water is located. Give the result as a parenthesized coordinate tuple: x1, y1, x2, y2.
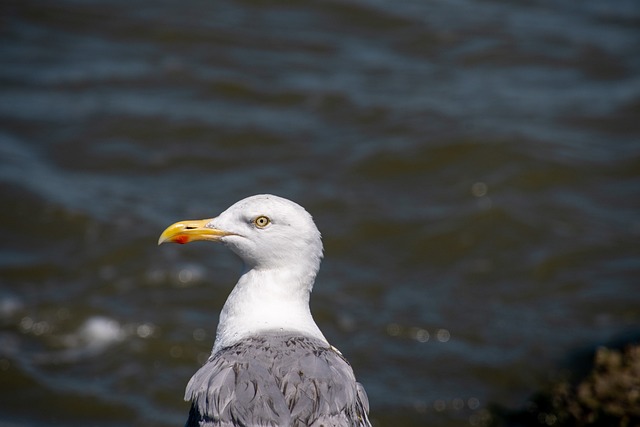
(1, 0, 639, 425)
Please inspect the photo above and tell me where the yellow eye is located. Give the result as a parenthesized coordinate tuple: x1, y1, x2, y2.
(253, 215, 270, 228)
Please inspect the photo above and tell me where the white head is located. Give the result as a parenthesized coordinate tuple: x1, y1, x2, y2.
(212, 194, 323, 271)
(159, 194, 324, 284)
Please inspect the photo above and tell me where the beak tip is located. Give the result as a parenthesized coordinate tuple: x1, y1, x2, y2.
(157, 234, 170, 246)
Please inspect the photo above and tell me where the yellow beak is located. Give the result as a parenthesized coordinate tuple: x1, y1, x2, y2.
(157, 218, 235, 245)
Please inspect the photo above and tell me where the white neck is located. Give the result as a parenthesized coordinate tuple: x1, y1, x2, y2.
(212, 267, 327, 353)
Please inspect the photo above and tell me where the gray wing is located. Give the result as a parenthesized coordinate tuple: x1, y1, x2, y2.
(184, 350, 291, 426)
(184, 333, 371, 427)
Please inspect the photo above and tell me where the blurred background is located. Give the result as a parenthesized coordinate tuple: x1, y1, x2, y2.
(1, 0, 639, 426)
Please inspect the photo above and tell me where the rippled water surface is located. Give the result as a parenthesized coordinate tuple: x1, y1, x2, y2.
(1, 0, 639, 426)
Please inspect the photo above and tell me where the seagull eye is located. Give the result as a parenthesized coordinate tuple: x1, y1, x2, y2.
(253, 215, 270, 229)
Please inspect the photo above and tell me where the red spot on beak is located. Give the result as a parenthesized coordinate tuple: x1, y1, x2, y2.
(174, 235, 189, 244)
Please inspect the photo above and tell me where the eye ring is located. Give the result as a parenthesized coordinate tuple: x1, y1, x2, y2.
(253, 215, 271, 229)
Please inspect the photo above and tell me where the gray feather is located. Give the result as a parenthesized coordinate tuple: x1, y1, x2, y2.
(184, 332, 370, 427)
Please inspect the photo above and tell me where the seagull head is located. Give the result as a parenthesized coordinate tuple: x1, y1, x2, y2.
(158, 194, 324, 272)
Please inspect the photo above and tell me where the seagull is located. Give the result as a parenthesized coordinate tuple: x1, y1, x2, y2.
(158, 194, 371, 427)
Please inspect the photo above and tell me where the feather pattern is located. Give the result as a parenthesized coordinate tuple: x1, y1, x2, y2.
(185, 332, 370, 427)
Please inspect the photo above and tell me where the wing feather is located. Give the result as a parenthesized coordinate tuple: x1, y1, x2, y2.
(184, 333, 370, 427)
